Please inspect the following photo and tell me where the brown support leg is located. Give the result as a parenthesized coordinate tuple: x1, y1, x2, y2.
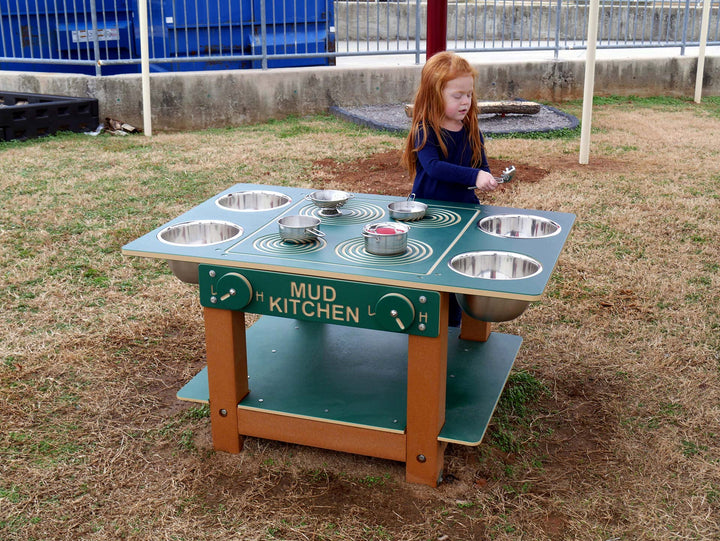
(459, 312, 492, 342)
(405, 293, 449, 487)
(203, 307, 248, 453)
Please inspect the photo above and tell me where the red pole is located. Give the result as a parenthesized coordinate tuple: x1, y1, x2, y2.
(426, 0, 448, 60)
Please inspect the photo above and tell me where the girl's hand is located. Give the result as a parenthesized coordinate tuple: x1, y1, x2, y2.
(475, 170, 498, 192)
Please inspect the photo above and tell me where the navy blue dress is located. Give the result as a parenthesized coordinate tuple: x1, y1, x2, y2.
(411, 125, 490, 204)
(410, 125, 491, 326)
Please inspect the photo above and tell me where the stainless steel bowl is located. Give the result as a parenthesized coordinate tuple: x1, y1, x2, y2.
(448, 251, 542, 321)
(278, 215, 325, 242)
(449, 250, 542, 280)
(478, 214, 561, 239)
(157, 220, 243, 283)
(454, 293, 533, 322)
(362, 222, 409, 255)
(216, 190, 291, 211)
(158, 220, 243, 246)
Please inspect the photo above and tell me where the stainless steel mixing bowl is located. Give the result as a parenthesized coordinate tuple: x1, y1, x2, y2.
(478, 214, 561, 239)
(448, 250, 542, 321)
(216, 190, 291, 211)
(157, 220, 243, 283)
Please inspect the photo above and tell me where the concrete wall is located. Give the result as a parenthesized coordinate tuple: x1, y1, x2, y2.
(0, 55, 716, 131)
(335, 2, 718, 42)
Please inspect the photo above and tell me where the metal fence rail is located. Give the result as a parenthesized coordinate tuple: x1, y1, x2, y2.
(1, 0, 719, 75)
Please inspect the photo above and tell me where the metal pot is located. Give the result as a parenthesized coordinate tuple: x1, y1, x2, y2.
(387, 193, 427, 221)
(278, 215, 325, 242)
(362, 222, 409, 255)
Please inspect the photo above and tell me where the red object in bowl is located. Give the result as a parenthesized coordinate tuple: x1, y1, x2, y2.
(376, 227, 399, 235)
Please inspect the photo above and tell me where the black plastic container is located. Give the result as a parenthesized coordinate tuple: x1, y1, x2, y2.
(0, 91, 99, 141)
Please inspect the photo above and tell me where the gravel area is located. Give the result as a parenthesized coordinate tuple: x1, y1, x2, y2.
(330, 102, 578, 135)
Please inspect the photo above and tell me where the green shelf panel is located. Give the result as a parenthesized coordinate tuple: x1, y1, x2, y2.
(237, 318, 409, 432)
(176, 366, 210, 405)
(441, 331, 522, 445)
(177, 317, 522, 445)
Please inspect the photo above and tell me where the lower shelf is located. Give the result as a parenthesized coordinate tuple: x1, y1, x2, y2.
(178, 316, 522, 446)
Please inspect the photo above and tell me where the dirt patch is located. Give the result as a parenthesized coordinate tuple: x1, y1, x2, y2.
(311, 150, 551, 196)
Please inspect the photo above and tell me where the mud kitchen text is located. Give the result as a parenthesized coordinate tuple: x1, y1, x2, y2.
(260, 281, 361, 323)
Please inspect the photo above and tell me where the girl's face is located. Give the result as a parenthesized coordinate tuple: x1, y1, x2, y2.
(441, 74, 474, 129)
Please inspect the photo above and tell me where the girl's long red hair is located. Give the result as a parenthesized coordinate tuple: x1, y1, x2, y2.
(401, 52, 484, 180)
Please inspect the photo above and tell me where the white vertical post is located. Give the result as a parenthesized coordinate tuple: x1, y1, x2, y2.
(579, 0, 600, 165)
(694, 0, 712, 103)
(138, 0, 152, 136)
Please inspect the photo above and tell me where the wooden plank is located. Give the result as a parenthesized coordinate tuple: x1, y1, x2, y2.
(236, 408, 406, 461)
(204, 307, 248, 453)
(405, 293, 449, 487)
(459, 312, 491, 342)
(405, 100, 541, 117)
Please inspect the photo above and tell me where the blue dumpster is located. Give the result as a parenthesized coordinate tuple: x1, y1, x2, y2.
(1, 0, 334, 74)
(146, 0, 335, 71)
(0, 0, 136, 75)
(248, 0, 335, 68)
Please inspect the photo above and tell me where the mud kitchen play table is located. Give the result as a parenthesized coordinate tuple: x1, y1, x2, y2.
(122, 183, 575, 487)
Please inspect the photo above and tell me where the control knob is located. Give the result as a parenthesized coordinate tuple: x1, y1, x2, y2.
(374, 293, 415, 332)
(212, 272, 252, 311)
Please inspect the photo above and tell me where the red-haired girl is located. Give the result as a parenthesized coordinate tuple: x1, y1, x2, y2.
(403, 52, 498, 325)
(402, 51, 497, 204)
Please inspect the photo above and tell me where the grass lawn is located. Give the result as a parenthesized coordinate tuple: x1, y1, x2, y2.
(1, 96, 719, 540)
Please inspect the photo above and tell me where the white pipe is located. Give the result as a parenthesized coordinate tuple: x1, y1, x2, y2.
(138, 0, 152, 136)
(579, 0, 600, 165)
(694, 0, 712, 103)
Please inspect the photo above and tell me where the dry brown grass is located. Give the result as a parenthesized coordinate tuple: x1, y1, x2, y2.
(1, 99, 719, 540)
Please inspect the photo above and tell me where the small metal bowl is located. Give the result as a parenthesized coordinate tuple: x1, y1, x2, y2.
(305, 190, 354, 215)
(216, 190, 291, 211)
(157, 220, 243, 283)
(448, 251, 542, 321)
(478, 214, 561, 239)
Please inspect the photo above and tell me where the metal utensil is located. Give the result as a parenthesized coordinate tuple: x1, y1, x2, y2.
(497, 165, 516, 183)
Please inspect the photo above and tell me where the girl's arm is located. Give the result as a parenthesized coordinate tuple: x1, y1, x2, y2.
(416, 141, 481, 188)
(416, 132, 493, 188)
